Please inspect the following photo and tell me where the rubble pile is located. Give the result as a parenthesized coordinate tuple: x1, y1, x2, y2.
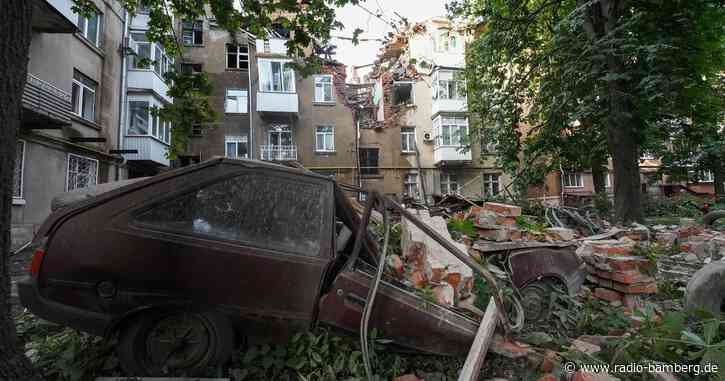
(652, 225, 725, 284)
(389, 210, 475, 307)
(468, 202, 578, 243)
(577, 236, 657, 310)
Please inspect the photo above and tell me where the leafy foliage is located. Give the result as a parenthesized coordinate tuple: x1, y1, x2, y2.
(447, 217, 477, 240)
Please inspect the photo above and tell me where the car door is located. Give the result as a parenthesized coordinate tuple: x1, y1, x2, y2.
(114, 164, 335, 334)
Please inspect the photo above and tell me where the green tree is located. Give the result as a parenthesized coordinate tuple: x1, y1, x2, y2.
(0, 0, 353, 378)
(452, 0, 725, 222)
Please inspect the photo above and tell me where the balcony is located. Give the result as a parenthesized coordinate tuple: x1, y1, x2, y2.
(256, 92, 299, 113)
(260, 145, 297, 161)
(127, 70, 171, 103)
(123, 136, 170, 167)
(22, 73, 72, 129)
(434, 146, 472, 166)
(32, 0, 76, 33)
(130, 13, 151, 30)
(432, 98, 467, 116)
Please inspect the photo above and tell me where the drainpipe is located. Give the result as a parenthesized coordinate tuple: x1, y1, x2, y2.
(355, 111, 362, 190)
(116, 8, 129, 181)
(247, 48, 254, 159)
(559, 164, 565, 206)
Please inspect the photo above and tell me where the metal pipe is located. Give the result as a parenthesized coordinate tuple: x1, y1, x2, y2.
(116, 8, 130, 181)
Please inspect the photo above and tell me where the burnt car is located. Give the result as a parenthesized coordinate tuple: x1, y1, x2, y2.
(18, 158, 581, 376)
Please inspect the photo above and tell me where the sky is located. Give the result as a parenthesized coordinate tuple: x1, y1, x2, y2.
(330, 0, 449, 81)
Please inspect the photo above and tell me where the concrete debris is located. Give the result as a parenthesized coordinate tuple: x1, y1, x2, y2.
(399, 209, 474, 306)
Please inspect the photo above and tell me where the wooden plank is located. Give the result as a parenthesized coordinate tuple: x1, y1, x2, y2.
(473, 240, 572, 253)
(457, 297, 498, 381)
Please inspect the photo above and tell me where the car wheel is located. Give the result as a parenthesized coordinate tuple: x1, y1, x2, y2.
(704, 210, 725, 228)
(519, 281, 552, 323)
(117, 309, 234, 376)
(685, 262, 725, 316)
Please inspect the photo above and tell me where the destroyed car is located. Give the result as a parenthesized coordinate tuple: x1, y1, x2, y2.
(18, 158, 580, 376)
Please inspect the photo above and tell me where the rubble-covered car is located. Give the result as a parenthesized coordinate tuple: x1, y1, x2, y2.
(18, 158, 581, 376)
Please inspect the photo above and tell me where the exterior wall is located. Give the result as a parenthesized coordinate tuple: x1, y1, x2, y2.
(13, 0, 127, 246)
(178, 20, 254, 162)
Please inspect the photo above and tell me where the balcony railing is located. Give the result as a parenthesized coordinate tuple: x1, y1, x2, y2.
(22, 73, 72, 128)
(260, 145, 297, 161)
(256, 91, 299, 113)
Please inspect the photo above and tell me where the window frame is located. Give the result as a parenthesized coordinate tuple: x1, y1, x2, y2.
(483, 173, 500, 197)
(224, 89, 248, 114)
(182, 20, 203, 45)
(359, 148, 380, 176)
(404, 173, 420, 199)
(314, 75, 335, 103)
(224, 136, 249, 159)
(434, 70, 466, 100)
(315, 125, 335, 152)
(13, 140, 26, 200)
(72, 70, 97, 122)
(699, 170, 714, 183)
(400, 127, 416, 153)
(130, 32, 173, 77)
(258, 59, 296, 93)
(66, 153, 99, 192)
(392, 81, 414, 105)
(126, 96, 171, 144)
(76, 8, 102, 47)
(440, 173, 459, 195)
(226, 44, 249, 70)
(563, 172, 584, 188)
(434, 116, 468, 148)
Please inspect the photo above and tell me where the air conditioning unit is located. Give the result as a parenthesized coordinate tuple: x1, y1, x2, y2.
(423, 132, 434, 142)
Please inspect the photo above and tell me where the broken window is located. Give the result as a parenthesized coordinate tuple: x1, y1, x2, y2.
(226, 44, 249, 70)
(182, 20, 203, 45)
(359, 148, 379, 176)
(134, 173, 328, 256)
(181, 63, 203, 74)
(393, 82, 413, 105)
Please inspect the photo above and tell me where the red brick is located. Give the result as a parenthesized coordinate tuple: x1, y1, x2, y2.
(606, 256, 648, 271)
(593, 245, 633, 256)
(483, 202, 522, 217)
(445, 272, 462, 292)
(496, 216, 519, 225)
(594, 287, 623, 302)
(596, 269, 651, 285)
(387, 255, 405, 277)
(610, 281, 657, 294)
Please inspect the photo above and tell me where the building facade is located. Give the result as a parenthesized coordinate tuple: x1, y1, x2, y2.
(12, 0, 130, 248)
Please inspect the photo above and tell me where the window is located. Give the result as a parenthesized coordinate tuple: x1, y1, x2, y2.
(401, 127, 416, 153)
(315, 126, 335, 152)
(441, 173, 458, 195)
(225, 136, 248, 159)
(13, 140, 25, 199)
(359, 148, 379, 176)
(434, 70, 465, 100)
(67, 154, 98, 191)
(225, 89, 248, 113)
(181, 63, 203, 74)
(76, 9, 102, 47)
(182, 20, 203, 45)
(258, 59, 295, 92)
(434, 29, 462, 53)
(699, 170, 714, 183)
(127, 98, 171, 144)
(191, 124, 203, 136)
(640, 152, 656, 160)
(393, 82, 413, 105)
(483, 173, 499, 197)
(133, 173, 329, 256)
(404, 174, 419, 199)
(434, 116, 468, 147)
(563, 172, 584, 188)
(314, 75, 334, 103)
(226, 44, 249, 69)
(72, 71, 97, 121)
(130, 33, 173, 76)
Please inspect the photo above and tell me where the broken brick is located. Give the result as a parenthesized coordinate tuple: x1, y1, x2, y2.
(594, 288, 623, 302)
(411, 270, 427, 288)
(433, 283, 455, 306)
(483, 202, 522, 217)
(571, 338, 601, 354)
(609, 281, 657, 294)
(387, 255, 405, 277)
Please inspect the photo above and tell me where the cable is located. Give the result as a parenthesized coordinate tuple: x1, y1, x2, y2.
(361, 204, 390, 380)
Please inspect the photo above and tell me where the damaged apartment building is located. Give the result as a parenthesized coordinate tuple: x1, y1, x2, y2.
(176, 15, 359, 185)
(351, 17, 509, 203)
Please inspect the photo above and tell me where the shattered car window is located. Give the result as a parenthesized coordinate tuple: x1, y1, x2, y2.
(134, 172, 328, 255)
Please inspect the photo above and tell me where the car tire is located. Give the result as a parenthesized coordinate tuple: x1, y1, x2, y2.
(519, 280, 556, 323)
(704, 210, 725, 227)
(117, 308, 234, 376)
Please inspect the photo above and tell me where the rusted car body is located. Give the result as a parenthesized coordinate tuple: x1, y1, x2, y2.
(18, 158, 579, 375)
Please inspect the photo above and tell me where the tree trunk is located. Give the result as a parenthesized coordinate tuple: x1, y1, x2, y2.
(591, 157, 607, 196)
(0, 1, 42, 380)
(581, 0, 644, 223)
